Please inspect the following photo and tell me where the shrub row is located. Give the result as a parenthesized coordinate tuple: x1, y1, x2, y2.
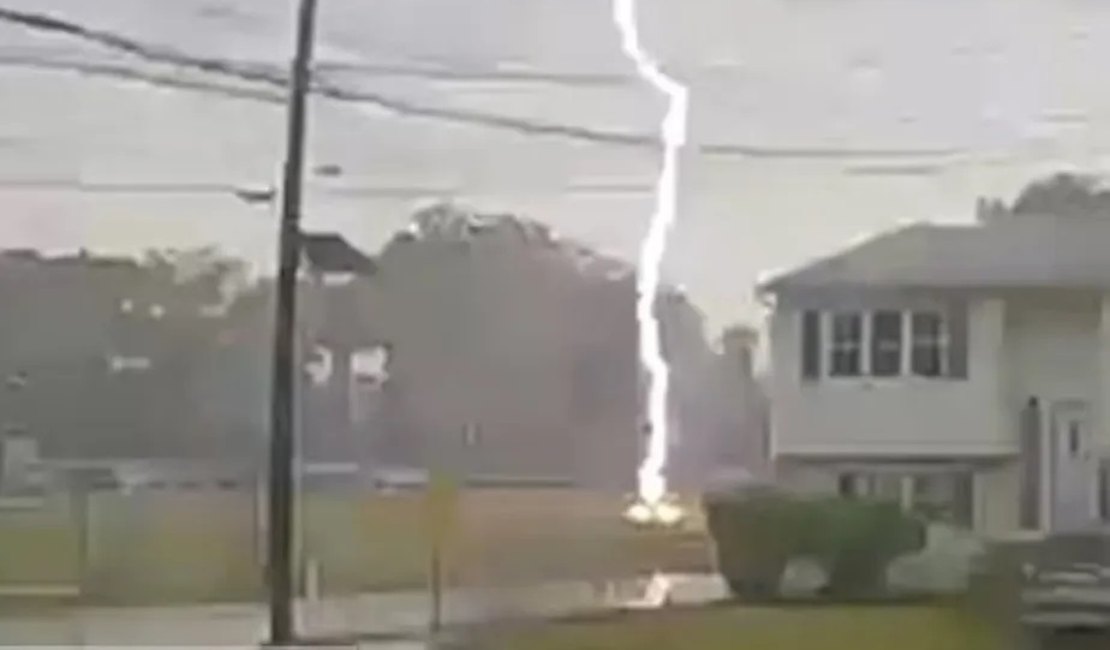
(704, 488, 926, 599)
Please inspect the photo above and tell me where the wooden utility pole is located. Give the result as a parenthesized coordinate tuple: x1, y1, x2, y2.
(268, 0, 319, 644)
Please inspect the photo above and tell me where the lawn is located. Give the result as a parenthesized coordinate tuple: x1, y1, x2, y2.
(0, 488, 710, 606)
(480, 605, 1008, 650)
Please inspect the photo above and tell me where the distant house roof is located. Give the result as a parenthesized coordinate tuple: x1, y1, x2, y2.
(301, 233, 377, 275)
(760, 215, 1110, 293)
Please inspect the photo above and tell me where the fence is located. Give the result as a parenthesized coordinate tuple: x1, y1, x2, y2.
(0, 487, 710, 606)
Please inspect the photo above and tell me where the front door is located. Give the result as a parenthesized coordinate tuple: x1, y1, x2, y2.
(1051, 401, 1096, 531)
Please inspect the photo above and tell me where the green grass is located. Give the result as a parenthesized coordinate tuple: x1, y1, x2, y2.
(483, 605, 1007, 650)
(0, 500, 78, 587)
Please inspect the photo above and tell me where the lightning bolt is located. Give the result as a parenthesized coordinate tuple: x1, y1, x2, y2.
(611, 0, 689, 511)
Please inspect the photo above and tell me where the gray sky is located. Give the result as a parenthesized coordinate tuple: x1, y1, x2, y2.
(0, 0, 1107, 332)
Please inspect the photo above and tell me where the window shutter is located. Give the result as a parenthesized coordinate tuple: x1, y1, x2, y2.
(1019, 397, 1042, 529)
(947, 302, 968, 379)
(1099, 459, 1110, 522)
(801, 310, 821, 380)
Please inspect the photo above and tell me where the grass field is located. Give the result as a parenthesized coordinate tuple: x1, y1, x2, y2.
(480, 605, 1008, 650)
(0, 488, 711, 606)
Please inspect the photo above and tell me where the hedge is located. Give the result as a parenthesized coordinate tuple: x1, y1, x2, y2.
(704, 488, 925, 599)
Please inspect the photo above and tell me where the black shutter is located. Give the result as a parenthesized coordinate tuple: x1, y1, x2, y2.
(947, 302, 968, 379)
(1019, 397, 1042, 529)
(1099, 460, 1110, 522)
(801, 310, 821, 380)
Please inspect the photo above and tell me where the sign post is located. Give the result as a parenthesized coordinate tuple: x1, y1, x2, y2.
(425, 473, 459, 635)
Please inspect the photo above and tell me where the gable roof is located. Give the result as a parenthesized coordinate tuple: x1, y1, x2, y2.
(301, 232, 377, 276)
(760, 216, 1110, 293)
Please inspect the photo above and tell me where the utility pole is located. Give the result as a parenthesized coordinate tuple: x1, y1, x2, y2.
(268, 0, 319, 644)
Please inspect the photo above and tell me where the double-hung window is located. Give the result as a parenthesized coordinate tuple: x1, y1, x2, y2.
(911, 311, 948, 377)
(829, 312, 862, 377)
(801, 306, 966, 380)
(870, 310, 903, 377)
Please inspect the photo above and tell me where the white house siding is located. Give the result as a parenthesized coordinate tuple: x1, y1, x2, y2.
(1003, 292, 1102, 531)
(1004, 292, 1100, 408)
(975, 462, 1021, 536)
(769, 296, 1011, 458)
(768, 289, 1110, 535)
(775, 459, 839, 495)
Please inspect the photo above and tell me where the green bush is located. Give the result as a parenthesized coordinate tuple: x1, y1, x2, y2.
(705, 491, 925, 600)
(704, 488, 810, 598)
(808, 497, 925, 597)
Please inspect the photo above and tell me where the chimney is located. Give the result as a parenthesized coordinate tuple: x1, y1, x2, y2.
(721, 326, 758, 379)
(975, 197, 1008, 223)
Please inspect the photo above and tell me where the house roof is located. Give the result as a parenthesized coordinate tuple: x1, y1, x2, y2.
(760, 215, 1110, 293)
(301, 233, 377, 276)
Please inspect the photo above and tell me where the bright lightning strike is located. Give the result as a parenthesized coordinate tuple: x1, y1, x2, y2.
(611, 0, 690, 519)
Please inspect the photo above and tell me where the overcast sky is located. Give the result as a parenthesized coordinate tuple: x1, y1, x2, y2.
(1, 0, 1108, 332)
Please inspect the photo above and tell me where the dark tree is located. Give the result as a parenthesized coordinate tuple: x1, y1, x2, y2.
(1009, 172, 1110, 217)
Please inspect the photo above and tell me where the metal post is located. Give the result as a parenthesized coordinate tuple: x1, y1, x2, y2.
(268, 0, 318, 644)
(75, 483, 89, 600)
(429, 539, 443, 634)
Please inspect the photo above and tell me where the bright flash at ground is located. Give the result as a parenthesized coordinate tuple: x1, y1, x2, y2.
(623, 496, 686, 527)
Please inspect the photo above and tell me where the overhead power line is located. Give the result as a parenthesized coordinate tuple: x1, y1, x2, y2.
(0, 178, 654, 198)
(0, 55, 282, 102)
(0, 179, 249, 193)
(0, 45, 635, 85)
(0, 6, 963, 161)
(0, 179, 454, 197)
(313, 61, 633, 86)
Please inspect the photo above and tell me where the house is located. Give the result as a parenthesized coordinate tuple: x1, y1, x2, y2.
(296, 207, 734, 492)
(668, 325, 770, 490)
(759, 213, 1110, 537)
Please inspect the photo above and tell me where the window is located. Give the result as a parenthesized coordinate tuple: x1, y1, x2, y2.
(911, 311, 947, 377)
(838, 470, 973, 527)
(837, 471, 900, 503)
(837, 473, 867, 498)
(462, 424, 481, 447)
(870, 311, 902, 376)
(872, 474, 903, 503)
(829, 312, 862, 376)
(804, 308, 965, 381)
(837, 473, 852, 497)
(910, 472, 974, 527)
(107, 355, 152, 373)
(1069, 421, 1082, 457)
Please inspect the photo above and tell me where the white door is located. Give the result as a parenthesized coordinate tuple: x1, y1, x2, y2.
(1051, 401, 1096, 531)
